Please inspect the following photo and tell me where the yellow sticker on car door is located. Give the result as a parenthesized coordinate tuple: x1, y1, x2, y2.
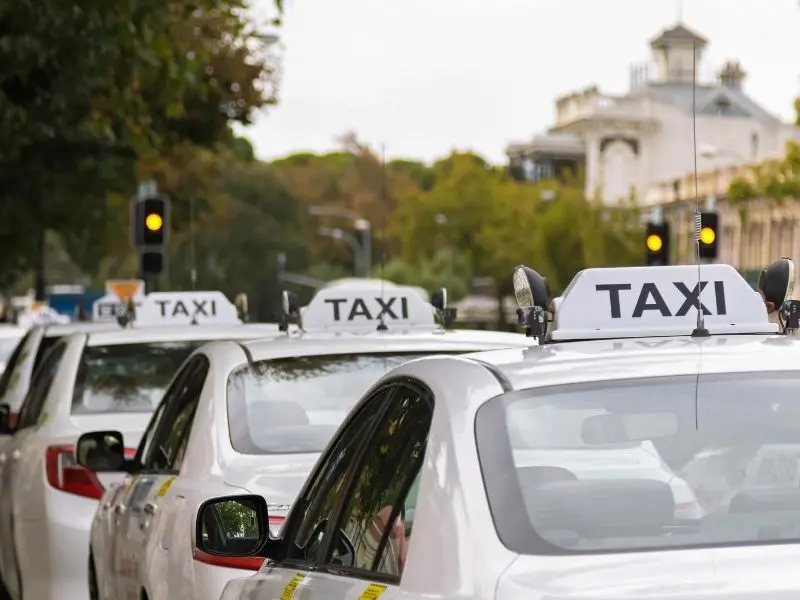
(280, 573, 306, 600)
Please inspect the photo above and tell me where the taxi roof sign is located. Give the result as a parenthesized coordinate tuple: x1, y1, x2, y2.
(135, 291, 240, 326)
(93, 279, 147, 322)
(302, 285, 436, 332)
(549, 264, 778, 341)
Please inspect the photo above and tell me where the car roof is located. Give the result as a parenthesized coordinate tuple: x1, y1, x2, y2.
(0, 326, 26, 338)
(243, 328, 528, 362)
(42, 322, 119, 336)
(84, 323, 281, 346)
(463, 333, 800, 391)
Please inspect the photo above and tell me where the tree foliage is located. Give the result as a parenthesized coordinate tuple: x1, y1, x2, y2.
(0, 0, 282, 289)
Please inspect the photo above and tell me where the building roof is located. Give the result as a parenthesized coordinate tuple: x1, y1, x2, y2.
(634, 82, 781, 123)
(650, 23, 708, 49)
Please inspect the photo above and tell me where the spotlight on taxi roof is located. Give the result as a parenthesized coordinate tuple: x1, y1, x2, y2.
(115, 296, 137, 329)
(512, 265, 550, 343)
(759, 257, 800, 333)
(234, 293, 249, 322)
(430, 287, 457, 329)
(759, 258, 795, 314)
(278, 290, 302, 333)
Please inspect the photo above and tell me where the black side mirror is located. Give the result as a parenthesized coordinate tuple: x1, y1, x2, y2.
(0, 404, 11, 435)
(194, 494, 272, 568)
(75, 430, 131, 472)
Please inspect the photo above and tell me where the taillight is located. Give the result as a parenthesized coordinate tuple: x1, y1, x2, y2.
(45, 445, 137, 500)
(8, 412, 18, 429)
(192, 548, 265, 571)
(268, 516, 285, 537)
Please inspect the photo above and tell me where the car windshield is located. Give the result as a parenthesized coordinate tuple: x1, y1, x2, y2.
(227, 353, 432, 455)
(477, 372, 800, 555)
(71, 341, 206, 414)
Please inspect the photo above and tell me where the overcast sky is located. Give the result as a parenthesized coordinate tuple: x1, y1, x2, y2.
(242, 0, 800, 164)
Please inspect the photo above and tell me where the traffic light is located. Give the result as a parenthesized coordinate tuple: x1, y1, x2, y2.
(698, 212, 719, 260)
(645, 222, 670, 266)
(131, 195, 170, 277)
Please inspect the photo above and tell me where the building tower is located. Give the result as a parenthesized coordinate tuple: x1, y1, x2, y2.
(649, 23, 707, 84)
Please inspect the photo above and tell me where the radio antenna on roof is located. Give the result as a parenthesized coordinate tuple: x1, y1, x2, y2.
(690, 39, 710, 339)
(377, 142, 388, 331)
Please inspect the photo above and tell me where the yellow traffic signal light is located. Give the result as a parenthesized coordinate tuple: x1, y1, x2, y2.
(145, 213, 163, 232)
(646, 234, 663, 253)
(698, 212, 719, 260)
(699, 226, 715, 245)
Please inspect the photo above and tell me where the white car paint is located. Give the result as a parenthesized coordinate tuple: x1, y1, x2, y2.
(218, 335, 800, 600)
(89, 328, 529, 600)
(0, 326, 25, 377)
(0, 323, 279, 600)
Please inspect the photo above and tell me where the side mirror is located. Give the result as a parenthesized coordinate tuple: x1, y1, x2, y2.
(0, 404, 12, 435)
(75, 430, 130, 472)
(194, 495, 271, 569)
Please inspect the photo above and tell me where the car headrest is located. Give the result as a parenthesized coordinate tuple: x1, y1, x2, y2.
(528, 479, 675, 538)
(517, 466, 578, 489)
(249, 400, 310, 429)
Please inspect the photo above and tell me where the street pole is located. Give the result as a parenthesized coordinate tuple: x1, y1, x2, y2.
(362, 228, 372, 277)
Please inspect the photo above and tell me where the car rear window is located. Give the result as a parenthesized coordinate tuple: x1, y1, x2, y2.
(71, 341, 205, 414)
(476, 372, 800, 556)
(227, 353, 432, 455)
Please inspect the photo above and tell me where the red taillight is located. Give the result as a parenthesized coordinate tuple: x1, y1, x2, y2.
(45, 445, 137, 500)
(192, 548, 265, 571)
(8, 412, 18, 429)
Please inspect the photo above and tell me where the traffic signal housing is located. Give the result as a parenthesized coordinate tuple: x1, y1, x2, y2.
(698, 211, 719, 260)
(131, 195, 170, 277)
(645, 222, 670, 266)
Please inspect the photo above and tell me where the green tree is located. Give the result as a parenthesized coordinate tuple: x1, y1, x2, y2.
(0, 0, 282, 291)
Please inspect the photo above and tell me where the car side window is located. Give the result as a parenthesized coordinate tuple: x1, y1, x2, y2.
(0, 331, 30, 399)
(142, 356, 208, 474)
(15, 340, 68, 430)
(329, 384, 433, 580)
(282, 388, 393, 565)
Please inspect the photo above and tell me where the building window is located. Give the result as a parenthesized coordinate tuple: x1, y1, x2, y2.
(715, 97, 731, 116)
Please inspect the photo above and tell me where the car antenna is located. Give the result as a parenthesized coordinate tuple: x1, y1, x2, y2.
(690, 38, 710, 340)
(377, 142, 389, 332)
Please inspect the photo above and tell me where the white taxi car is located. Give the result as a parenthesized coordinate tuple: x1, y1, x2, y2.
(211, 260, 800, 600)
(0, 290, 279, 600)
(79, 283, 528, 600)
(0, 321, 116, 437)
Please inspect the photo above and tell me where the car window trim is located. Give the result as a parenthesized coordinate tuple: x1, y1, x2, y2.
(314, 377, 434, 584)
(270, 384, 398, 572)
(140, 355, 209, 475)
(16, 339, 70, 430)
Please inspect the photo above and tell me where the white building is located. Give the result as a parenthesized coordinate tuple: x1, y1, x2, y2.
(507, 22, 800, 205)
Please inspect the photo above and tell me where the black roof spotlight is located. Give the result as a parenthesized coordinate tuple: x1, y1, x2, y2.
(512, 265, 550, 343)
(431, 287, 457, 329)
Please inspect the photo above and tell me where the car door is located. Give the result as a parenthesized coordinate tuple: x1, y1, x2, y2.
(114, 356, 209, 600)
(93, 398, 169, 600)
(0, 339, 67, 600)
(235, 384, 413, 600)
(298, 382, 433, 600)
